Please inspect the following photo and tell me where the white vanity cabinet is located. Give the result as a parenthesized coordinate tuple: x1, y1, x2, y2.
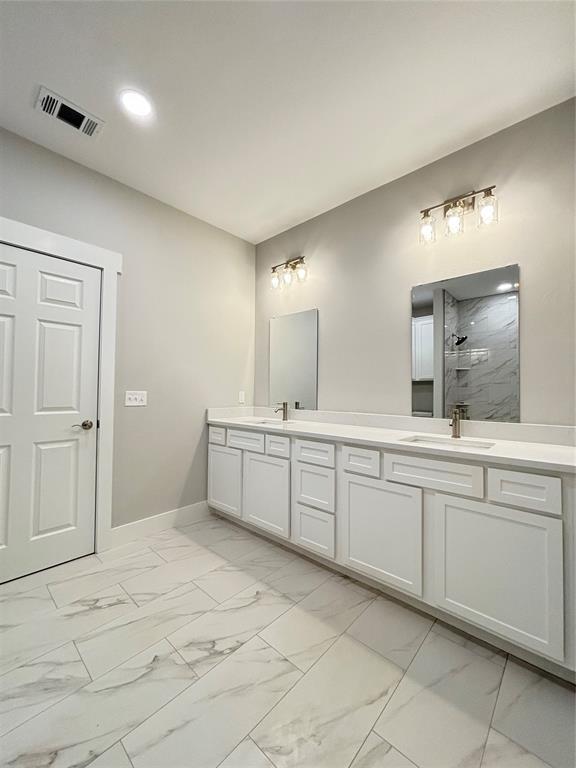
(340, 473, 423, 596)
(434, 494, 564, 660)
(242, 451, 290, 538)
(208, 444, 243, 518)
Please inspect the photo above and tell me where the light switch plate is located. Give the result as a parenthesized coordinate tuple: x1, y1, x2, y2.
(125, 390, 147, 406)
(238, 390, 245, 404)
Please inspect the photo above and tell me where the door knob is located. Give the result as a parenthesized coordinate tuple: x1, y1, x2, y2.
(72, 420, 94, 430)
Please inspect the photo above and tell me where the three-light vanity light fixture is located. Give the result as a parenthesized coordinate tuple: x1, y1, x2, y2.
(419, 186, 498, 244)
(270, 257, 307, 289)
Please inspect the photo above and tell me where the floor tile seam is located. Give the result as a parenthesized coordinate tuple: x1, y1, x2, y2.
(488, 727, 558, 768)
(46, 562, 158, 609)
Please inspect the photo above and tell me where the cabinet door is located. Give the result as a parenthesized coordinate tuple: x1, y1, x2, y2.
(434, 494, 564, 661)
(243, 452, 290, 538)
(208, 445, 242, 517)
(292, 502, 335, 559)
(412, 315, 434, 380)
(341, 474, 422, 596)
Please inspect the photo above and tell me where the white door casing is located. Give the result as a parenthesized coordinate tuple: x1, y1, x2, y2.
(0, 244, 101, 582)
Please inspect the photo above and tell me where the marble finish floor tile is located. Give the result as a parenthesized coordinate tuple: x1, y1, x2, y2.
(120, 548, 226, 605)
(192, 544, 295, 603)
(351, 732, 417, 768)
(0, 585, 135, 677)
(0, 584, 56, 632)
(259, 575, 375, 671)
(220, 738, 275, 768)
(492, 660, 575, 768)
(48, 550, 164, 607)
(0, 554, 100, 600)
(123, 636, 302, 768)
(434, 622, 507, 668)
(90, 742, 134, 767)
(252, 633, 404, 768)
(262, 555, 333, 603)
(76, 583, 217, 678)
(1, 640, 196, 768)
(374, 628, 505, 768)
(481, 730, 553, 768)
(97, 540, 154, 564)
(346, 596, 433, 670)
(0, 643, 90, 736)
(168, 581, 294, 676)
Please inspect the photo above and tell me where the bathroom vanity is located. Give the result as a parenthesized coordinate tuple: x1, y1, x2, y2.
(207, 411, 576, 679)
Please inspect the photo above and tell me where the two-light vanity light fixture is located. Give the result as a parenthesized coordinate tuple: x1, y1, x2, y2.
(270, 257, 307, 290)
(419, 186, 498, 244)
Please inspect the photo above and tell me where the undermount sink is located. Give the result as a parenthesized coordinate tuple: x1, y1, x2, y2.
(236, 417, 293, 425)
(399, 434, 495, 450)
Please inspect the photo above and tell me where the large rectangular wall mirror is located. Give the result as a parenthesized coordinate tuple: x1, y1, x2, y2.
(270, 309, 318, 409)
(411, 265, 519, 422)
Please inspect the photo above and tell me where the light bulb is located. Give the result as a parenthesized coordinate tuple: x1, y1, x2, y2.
(283, 267, 293, 285)
(478, 190, 498, 226)
(419, 212, 436, 244)
(271, 270, 280, 289)
(497, 282, 513, 292)
(296, 261, 307, 281)
(445, 203, 464, 236)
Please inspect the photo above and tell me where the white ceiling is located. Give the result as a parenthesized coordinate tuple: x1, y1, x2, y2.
(0, 2, 574, 243)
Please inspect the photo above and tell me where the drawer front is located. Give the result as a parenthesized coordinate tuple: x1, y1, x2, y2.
(227, 429, 265, 453)
(266, 434, 291, 459)
(293, 439, 335, 468)
(208, 426, 226, 445)
(342, 445, 381, 478)
(292, 502, 335, 559)
(293, 461, 335, 513)
(487, 468, 562, 516)
(384, 452, 483, 498)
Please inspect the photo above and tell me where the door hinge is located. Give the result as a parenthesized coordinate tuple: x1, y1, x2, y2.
(97, 419, 100, 429)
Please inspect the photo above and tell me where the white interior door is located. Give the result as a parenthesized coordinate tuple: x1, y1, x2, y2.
(0, 243, 101, 582)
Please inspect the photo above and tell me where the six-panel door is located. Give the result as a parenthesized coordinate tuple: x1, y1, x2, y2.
(243, 452, 290, 538)
(208, 444, 243, 517)
(434, 494, 564, 660)
(341, 473, 423, 596)
(0, 245, 101, 583)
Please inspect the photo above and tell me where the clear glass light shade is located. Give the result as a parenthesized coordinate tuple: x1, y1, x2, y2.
(478, 192, 498, 226)
(445, 204, 464, 236)
(419, 213, 436, 244)
(283, 267, 293, 285)
(296, 262, 307, 281)
(270, 270, 280, 289)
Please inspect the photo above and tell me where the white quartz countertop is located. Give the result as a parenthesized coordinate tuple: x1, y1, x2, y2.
(207, 416, 576, 474)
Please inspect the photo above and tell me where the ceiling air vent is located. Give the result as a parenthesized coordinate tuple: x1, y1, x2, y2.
(34, 86, 104, 138)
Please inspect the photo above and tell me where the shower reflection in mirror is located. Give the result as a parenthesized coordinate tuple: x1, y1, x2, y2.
(411, 265, 519, 422)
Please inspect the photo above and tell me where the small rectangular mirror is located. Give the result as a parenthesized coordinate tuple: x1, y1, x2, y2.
(411, 265, 519, 422)
(269, 309, 318, 409)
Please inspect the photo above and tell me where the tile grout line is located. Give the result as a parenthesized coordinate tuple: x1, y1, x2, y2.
(476, 653, 509, 768)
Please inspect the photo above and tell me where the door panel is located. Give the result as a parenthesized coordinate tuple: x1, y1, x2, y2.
(208, 445, 242, 518)
(0, 244, 101, 582)
(243, 452, 290, 538)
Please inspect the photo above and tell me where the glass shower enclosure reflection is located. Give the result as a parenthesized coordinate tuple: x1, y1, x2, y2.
(411, 266, 520, 422)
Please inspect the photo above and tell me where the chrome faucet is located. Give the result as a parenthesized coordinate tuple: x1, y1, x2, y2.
(274, 401, 289, 421)
(449, 405, 464, 439)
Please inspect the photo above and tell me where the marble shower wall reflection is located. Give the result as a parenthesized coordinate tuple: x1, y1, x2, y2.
(444, 292, 519, 421)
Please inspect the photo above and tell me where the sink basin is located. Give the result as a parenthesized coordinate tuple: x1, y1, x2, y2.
(235, 418, 293, 425)
(399, 435, 495, 450)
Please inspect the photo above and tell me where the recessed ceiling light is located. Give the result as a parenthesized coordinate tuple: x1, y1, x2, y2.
(120, 90, 152, 117)
(497, 282, 513, 291)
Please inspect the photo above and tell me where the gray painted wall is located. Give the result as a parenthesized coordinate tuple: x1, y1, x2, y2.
(255, 100, 575, 426)
(0, 128, 255, 526)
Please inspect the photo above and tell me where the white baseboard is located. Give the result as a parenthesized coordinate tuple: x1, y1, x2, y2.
(98, 500, 211, 552)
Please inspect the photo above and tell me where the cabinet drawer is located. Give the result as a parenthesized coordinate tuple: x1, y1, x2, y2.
(227, 429, 265, 453)
(384, 452, 483, 498)
(342, 445, 380, 478)
(293, 439, 335, 468)
(266, 434, 290, 459)
(292, 503, 335, 559)
(487, 468, 561, 516)
(293, 461, 335, 513)
(208, 426, 226, 445)
(434, 494, 564, 660)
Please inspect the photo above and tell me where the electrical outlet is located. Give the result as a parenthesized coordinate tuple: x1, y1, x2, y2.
(125, 390, 147, 406)
(238, 390, 245, 404)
